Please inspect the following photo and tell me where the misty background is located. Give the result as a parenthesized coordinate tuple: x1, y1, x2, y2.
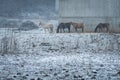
(0, 0, 57, 19)
(0, 0, 119, 32)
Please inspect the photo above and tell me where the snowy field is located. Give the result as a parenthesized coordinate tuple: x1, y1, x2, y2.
(0, 29, 120, 80)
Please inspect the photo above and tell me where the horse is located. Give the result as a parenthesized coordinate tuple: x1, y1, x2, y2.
(57, 23, 71, 33)
(39, 21, 54, 33)
(71, 22, 84, 32)
(94, 23, 109, 32)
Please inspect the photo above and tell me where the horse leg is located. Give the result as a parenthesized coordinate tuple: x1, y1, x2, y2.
(50, 27, 53, 33)
(60, 28, 62, 33)
(46, 29, 48, 33)
(56, 29, 59, 33)
(49, 28, 51, 33)
(101, 27, 103, 32)
(48, 28, 52, 33)
(103, 27, 105, 32)
(106, 27, 109, 33)
(44, 29, 47, 33)
(98, 27, 101, 32)
(82, 27, 84, 32)
(75, 27, 77, 32)
(103, 28, 107, 33)
(68, 27, 70, 33)
(98, 28, 100, 32)
(59, 28, 61, 33)
(63, 28, 65, 33)
(102, 27, 106, 33)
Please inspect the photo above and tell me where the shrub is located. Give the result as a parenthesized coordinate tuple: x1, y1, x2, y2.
(19, 21, 39, 31)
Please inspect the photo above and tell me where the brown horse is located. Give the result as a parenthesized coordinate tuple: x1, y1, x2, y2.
(94, 23, 109, 32)
(71, 22, 84, 32)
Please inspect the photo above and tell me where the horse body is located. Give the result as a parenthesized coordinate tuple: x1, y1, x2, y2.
(57, 23, 71, 33)
(39, 21, 54, 33)
(71, 22, 84, 32)
(95, 23, 109, 32)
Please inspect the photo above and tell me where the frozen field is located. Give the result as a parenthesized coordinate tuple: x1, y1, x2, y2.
(0, 50, 120, 80)
(0, 29, 120, 80)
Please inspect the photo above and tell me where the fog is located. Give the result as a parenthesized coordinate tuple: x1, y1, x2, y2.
(0, 0, 56, 18)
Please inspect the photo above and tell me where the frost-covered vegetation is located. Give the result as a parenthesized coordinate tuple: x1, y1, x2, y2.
(0, 28, 120, 80)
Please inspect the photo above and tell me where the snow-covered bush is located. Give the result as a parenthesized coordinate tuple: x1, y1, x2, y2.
(19, 21, 39, 31)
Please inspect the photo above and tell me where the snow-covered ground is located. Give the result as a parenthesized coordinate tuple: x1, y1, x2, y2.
(0, 50, 120, 80)
(0, 29, 120, 80)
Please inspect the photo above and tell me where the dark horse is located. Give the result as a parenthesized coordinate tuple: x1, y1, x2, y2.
(57, 23, 71, 33)
(94, 23, 109, 32)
